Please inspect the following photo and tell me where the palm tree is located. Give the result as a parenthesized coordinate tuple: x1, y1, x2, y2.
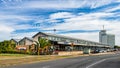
(34, 37, 51, 55)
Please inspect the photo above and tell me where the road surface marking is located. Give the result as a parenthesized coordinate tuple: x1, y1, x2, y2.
(86, 59, 106, 68)
(86, 56, 120, 68)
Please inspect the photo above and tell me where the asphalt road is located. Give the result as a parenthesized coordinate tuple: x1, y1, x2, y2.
(4, 52, 120, 68)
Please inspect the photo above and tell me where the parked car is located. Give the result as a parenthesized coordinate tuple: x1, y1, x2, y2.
(99, 50, 107, 53)
(93, 50, 100, 53)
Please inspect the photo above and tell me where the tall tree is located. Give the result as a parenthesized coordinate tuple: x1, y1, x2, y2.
(34, 38, 51, 55)
(0, 40, 16, 53)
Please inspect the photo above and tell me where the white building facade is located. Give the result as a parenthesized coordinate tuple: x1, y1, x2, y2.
(99, 30, 115, 48)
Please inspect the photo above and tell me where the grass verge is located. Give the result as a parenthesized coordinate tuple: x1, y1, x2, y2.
(0, 54, 80, 67)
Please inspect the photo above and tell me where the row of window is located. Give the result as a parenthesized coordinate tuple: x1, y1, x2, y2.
(41, 36, 101, 46)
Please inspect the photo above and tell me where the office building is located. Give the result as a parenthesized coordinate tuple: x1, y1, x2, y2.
(99, 30, 115, 48)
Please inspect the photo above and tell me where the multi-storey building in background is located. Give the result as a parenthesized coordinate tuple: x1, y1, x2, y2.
(99, 29, 115, 48)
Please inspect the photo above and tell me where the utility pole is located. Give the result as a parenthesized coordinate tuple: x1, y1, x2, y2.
(103, 25, 104, 30)
(52, 29, 56, 54)
(71, 43, 74, 51)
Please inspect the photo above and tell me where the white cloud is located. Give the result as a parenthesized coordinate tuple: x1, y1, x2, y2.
(47, 12, 114, 30)
(0, 24, 14, 32)
(0, 21, 36, 41)
(0, 32, 11, 41)
(11, 32, 38, 39)
(0, 0, 120, 46)
(45, 11, 120, 45)
(22, 0, 83, 9)
(49, 12, 75, 19)
(60, 32, 99, 42)
(0, 24, 14, 41)
(19, 0, 116, 9)
(0, 14, 32, 21)
(0, 14, 38, 30)
(90, 0, 114, 8)
(105, 5, 120, 12)
(0, 0, 119, 10)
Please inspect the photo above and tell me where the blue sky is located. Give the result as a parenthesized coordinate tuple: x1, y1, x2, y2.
(0, 0, 120, 45)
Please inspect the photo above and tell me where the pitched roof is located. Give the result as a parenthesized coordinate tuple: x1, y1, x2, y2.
(32, 32, 107, 45)
(11, 39, 21, 42)
(32, 32, 47, 38)
(19, 37, 33, 42)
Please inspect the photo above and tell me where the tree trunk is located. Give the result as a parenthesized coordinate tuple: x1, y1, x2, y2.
(38, 47, 40, 55)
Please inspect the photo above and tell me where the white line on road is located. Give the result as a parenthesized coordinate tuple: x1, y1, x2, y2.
(86, 56, 120, 68)
(86, 59, 106, 68)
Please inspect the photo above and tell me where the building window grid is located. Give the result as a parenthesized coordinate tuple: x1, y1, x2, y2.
(47, 36, 103, 47)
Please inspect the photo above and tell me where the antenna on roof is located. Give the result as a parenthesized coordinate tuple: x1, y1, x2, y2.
(53, 29, 56, 34)
(103, 25, 104, 30)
